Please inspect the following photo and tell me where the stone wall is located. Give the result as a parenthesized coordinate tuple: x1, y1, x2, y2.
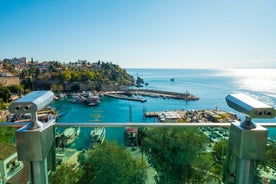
(0, 77, 20, 86)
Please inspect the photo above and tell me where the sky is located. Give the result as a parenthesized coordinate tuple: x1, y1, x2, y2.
(0, 0, 276, 69)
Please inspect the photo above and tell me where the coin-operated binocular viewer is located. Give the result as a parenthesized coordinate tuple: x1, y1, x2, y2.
(224, 94, 276, 184)
(9, 91, 55, 184)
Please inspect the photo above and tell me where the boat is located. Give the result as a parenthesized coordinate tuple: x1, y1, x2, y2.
(56, 127, 80, 147)
(63, 127, 80, 146)
(70, 95, 83, 103)
(86, 95, 100, 106)
(124, 127, 138, 147)
(91, 127, 106, 146)
(170, 78, 175, 81)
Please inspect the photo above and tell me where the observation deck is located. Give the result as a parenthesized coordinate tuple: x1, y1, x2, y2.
(0, 91, 276, 184)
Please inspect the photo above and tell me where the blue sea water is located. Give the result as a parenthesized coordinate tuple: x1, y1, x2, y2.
(52, 69, 276, 149)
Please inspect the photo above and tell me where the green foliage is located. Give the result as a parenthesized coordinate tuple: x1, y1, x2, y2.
(0, 98, 8, 110)
(59, 70, 72, 82)
(8, 84, 24, 95)
(265, 141, 276, 166)
(51, 164, 82, 184)
(20, 66, 40, 79)
(21, 78, 34, 91)
(211, 139, 228, 179)
(0, 126, 16, 144)
(0, 86, 11, 102)
(213, 139, 228, 159)
(141, 127, 212, 183)
(79, 142, 148, 184)
(51, 84, 64, 92)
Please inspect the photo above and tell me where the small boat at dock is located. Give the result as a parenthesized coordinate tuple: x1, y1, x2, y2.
(56, 127, 80, 148)
(91, 127, 106, 147)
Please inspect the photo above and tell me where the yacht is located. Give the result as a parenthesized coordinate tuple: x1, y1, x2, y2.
(91, 127, 106, 146)
(56, 127, 80, 147)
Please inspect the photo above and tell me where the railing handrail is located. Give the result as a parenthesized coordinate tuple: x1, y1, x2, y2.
(1, 121, 276, 128)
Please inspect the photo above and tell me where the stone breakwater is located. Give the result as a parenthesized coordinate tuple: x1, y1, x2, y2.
(126, 88, 199, 101)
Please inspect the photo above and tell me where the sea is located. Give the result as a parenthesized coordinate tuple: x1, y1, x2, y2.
(52, 69, 276, 150)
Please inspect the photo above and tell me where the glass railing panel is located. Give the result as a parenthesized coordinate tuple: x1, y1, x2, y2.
(50, 126, 235, 184)
(256, 128, 276, 183)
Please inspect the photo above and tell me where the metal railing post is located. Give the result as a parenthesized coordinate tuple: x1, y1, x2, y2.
(225, 119, 267, 184)
(8, 91, 55, 184)
(15, 119, 55, 184)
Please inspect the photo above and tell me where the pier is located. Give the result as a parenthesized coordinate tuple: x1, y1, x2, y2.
(126, 89, 199, 101)
(104, 92, 147, 102)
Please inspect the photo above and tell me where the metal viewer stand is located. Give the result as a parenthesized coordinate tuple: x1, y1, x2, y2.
(9, 91, 55, 184)
(224, 94, 276, 184)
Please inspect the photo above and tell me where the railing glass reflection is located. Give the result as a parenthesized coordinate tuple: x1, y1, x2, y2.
(48, 126, 276, 184)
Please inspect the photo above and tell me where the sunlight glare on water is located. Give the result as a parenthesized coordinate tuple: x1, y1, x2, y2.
(216, 69, 276, 96)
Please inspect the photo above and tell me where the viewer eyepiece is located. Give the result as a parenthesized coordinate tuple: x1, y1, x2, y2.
(225, 93, 276, 119)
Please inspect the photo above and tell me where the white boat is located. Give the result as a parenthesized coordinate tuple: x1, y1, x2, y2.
(86, 95, 100, 106)
(91, 127, 106, 146)
(63, 127, 80, 146)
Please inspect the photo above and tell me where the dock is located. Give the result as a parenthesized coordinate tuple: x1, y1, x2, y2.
(126, 89, 199, 101)
(104, 92, 147, 102)
(145, 109, 239, 123)
(145, 111, 163, 117)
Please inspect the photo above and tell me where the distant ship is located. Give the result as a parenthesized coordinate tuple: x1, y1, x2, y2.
(91, 127, 106, 147)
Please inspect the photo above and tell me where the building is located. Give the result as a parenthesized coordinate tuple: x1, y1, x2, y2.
(0, 143, 24, 184)
(158, 111, 182, 122)
(10, 57, 27, 66)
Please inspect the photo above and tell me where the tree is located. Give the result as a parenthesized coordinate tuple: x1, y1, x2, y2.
(0, 98, 8, 110)
(8, 84, 24, 95)
(59, 70, 71, 82)
(0, 126, 16, 144)
(141, 127, 213, 183)
(78, 142, 147, 184)
(212, 139, 229, 180)
(51, 164, 81, 184)
(51, 84, 58, 92)
(57, 84, 64, 92)
(0, 86, 11, 102)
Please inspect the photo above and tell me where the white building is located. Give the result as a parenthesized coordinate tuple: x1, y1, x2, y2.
(10, 57, 27, 66)
(0, 143, 23, 184)
(158, 111, 182, 122)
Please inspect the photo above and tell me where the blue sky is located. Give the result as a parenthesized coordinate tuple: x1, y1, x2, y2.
(1, 0, 276, 68)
